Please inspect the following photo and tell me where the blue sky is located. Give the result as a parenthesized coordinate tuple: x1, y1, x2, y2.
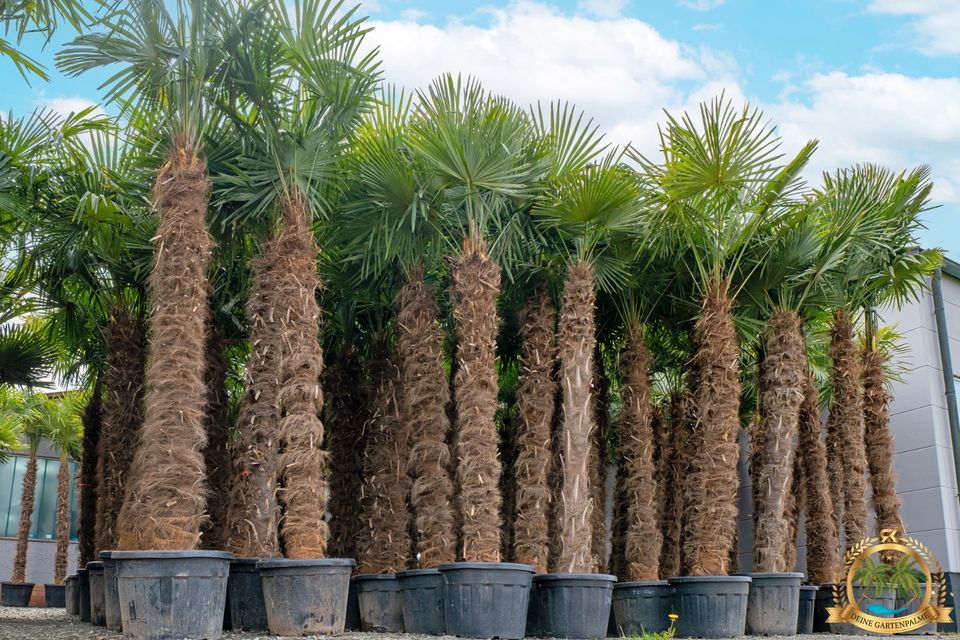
(3, 0, 958, 256)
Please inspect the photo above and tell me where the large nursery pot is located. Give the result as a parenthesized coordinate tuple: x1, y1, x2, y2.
(668, 575, 751, 638)
(439, 561, 534, 639)
(77, 567, 90, 621)
(354, 573, 405, 632)
(346, 577, 361, 630)
(896, 583, 936, 634)
(528, 572, 616, 639)
(87, 560, 106, 626)
(101, 551, 122, 630)
(397, 569, 445, 635)
(797, 585, 818, 634)
(65, 575, 79, 615)
(612, 580, 675, 635)
(0, 581, 35, 607)
(226, 557, 268, 631)
(44, 583, 66, 608)
(112, 550, 232, 640)
(257, 557, 355, 636)
(813, 583, 836, 632)
(742, 572, 803, 636)
(831, 586, 897, 636)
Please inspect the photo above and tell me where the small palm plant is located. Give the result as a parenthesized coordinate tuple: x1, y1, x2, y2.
(8, 391, 48, 584)
(854, 557, 892, 599)
(44, 393, 84, 585)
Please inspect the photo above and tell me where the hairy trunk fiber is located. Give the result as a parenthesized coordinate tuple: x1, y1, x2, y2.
(78, 380, 102, 566)
(95, 307, 146, 554)
(683, 280, 741, 576)
(780, 451, 803, 572)
(658, 394, 688, 579)
(450, 235, 502, 562)
(54, 455, 71, 584)
(752, 310, 805, 572)
(799, 371, 839, 584)
(201, 322, 232, 550)
(513, 289, 557, 574)
(862, 346, 902, 534)
(620, 324, 662, 581)
(11, 450, 38, 582)
(827, 309, 868, 551)
(397, 271, 457, 567)
(556, 261, 596, 573)
(591, 350, 610, 572)
(117, 143, 213, 551)
(326, 347, 369, 560)
(274, 196, 328, 559)
(358, 352, 411, 573)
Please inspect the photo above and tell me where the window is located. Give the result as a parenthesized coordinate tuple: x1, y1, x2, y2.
(0, 455, 79, 540)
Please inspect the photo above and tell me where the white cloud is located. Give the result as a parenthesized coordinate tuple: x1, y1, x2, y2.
(577, 0, 628, 18)
(41, 96, 100, 118)
(868, 0, 960, 56)
(677, 0, 725, 11)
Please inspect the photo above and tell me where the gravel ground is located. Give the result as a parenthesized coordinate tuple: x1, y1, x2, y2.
(0, 607, 946, 640)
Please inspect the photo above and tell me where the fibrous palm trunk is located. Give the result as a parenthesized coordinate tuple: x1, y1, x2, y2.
(780, 451, 803, 572)
(398, 270, 457, 567)
(658, 393, 688, 579)
(78, 380, 102, 566)
(513, 289, 557, 574)
(274, 195, 328, 559)
(117, 143, 213, 551)
(799, 371, 839, 584)
(683, 279, 741, 576)
(752, 309, 805, 572)
(95, 307, 146, 554)
(827, 308, 868, 551)
(556, 261, 596, 573)
(54, 455, 71, 584)
(201, 321, 232, 550)
(862, 346, 903, 534)
(11, 449, 38, 582)
(591, 350, 610, 572)
(619, 324, 662, 581)
(450, 234, 503, 562)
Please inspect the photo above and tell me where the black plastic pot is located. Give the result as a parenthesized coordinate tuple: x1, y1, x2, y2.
(346, 578, 361, 630)
(612, 580, 674, 635)
(831, 586, 897, 636)
(668, 575, 751, 638)
(258, 557, 355, 636)
(439, 561, 534, 639)
(742, 572, 802, 636)
(530, 573, 615, 639)
(44, 584, 65, 607)
(813, 583, 836, 632)
(397, 568, 445, 635)
(65, 575, 79, 615)
(354, 573, 405, 632)
(897, 583, 936, 634)
(112, 550, 232, 640)
(797, 585, 817, 634)
(1, 582, 34, 607)
(227, 557, 268, 631)
(101, 551, 121, 630)
(87, 561, 106, 626)
(77, 568, 90, 621)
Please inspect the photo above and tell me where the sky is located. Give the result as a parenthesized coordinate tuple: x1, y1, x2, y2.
(4, 0, 958, 257)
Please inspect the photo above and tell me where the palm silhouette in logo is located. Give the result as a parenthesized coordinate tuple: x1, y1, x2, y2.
(853, 555, 922, 616)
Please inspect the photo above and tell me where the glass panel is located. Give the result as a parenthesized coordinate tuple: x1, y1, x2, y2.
(0, 458, 14, 537)
(5, 457, 28, 537)
(0, 455, 81, 540)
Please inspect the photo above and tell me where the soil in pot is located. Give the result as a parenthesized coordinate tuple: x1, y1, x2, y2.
(77, 568, 90, 622)
(1, 582, 35, 607)
(101, 551, 121, 631)
(227, 558, 268, 631)
(354, 573, 404, 632)
(612, 580, 674, 636)
(530, 573, 616, 639)
(797, 585, 817, 634)
(65, 575, 79, 615)
(397, 568, 445, 635)
(87, 561, 106, 626)
(258, 558, 355, 636)
(346, 577, 360, 631)
(113, 550, 232, 640)
(44, 584, 66, 608)
(439, 562, 535, 639)
(742, 572, 803, 636)
(668, 575, 751, 638)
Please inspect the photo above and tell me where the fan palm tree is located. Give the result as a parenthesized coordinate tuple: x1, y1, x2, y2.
(8, 391, 49, 583)
(0, 0, 90, 80)
(45, 393, 84, 584)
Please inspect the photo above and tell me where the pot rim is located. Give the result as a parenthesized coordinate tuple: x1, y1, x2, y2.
(438, 561, 534, 573)
(395, 568, 441, 578)
(352, 572, 400, 582)
(668, 575, 752, 584)
(257, 557, 356, 570)
(738, 571, 804, 579)
(0, 581, 35, 587)
(613, 580, 670, 588)
(86, 561, 104, 570)
(109, 550, 234, 561)
(229, 557, 262, 566)
(533, 572, 617, 583)
(799, 585, 819, 591)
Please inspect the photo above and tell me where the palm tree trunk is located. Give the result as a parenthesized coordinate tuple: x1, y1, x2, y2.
(658, 393, 688, 579)
(78, 379, 102, 566)
(827, 308, 868, 551)
(117, 142, 213, 551)
(620, 324, 662, 581)
(780, 451, 803, 572)
(862, 345, 903, 534)
(201, 321, 232, 550)
(683, 279, 741, 576)
(513, 289, 557, 574)
(274, 194, 328, 559)
(557, 260, 596, 573)
(752, 309, 805, 572)
(11, 448, 38, 582)
(54, 454, 71, 584)
(799, 371, 839, 585)
(397, 269, 457, 567)
(95, 307, 146, 554)
(450, 234, 502, 562)
(591, 350, 610, 572)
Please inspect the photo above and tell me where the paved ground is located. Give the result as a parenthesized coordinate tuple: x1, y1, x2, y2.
(0, 607, 950, 640)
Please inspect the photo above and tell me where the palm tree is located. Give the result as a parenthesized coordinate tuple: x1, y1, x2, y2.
(0, 0, 89, 80)
(8, 391, 48, 583)
(45, 393, 84, 584)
